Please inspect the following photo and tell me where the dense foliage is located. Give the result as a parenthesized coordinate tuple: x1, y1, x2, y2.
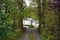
(0, 0, 24, 40)
(37, 0, 60, 40)
(0, 0, 60, 40)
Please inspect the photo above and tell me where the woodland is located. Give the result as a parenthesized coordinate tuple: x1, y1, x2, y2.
(0, 0, 60, 40)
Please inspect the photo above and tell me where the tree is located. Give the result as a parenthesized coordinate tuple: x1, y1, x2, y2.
(37, 0, 43, 32)
(37, 0, 59, 40)
(17, 0, 25, 31)
(0, 0, 24, 40)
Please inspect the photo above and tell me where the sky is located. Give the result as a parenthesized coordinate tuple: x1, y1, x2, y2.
(25, 0, 31, 7)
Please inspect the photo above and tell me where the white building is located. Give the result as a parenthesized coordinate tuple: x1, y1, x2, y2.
(23, 18, 39, 28)
(32, 20, 39, 28)
(23, 19, 31, 25)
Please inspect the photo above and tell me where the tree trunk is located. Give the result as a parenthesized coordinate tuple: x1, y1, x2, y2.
(37, 0, 43, 32)
(17, 0, 24, 31)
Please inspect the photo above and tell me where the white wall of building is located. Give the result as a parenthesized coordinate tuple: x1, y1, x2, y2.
(23, 20, 31, 25)
(23, 18, 39, 28)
